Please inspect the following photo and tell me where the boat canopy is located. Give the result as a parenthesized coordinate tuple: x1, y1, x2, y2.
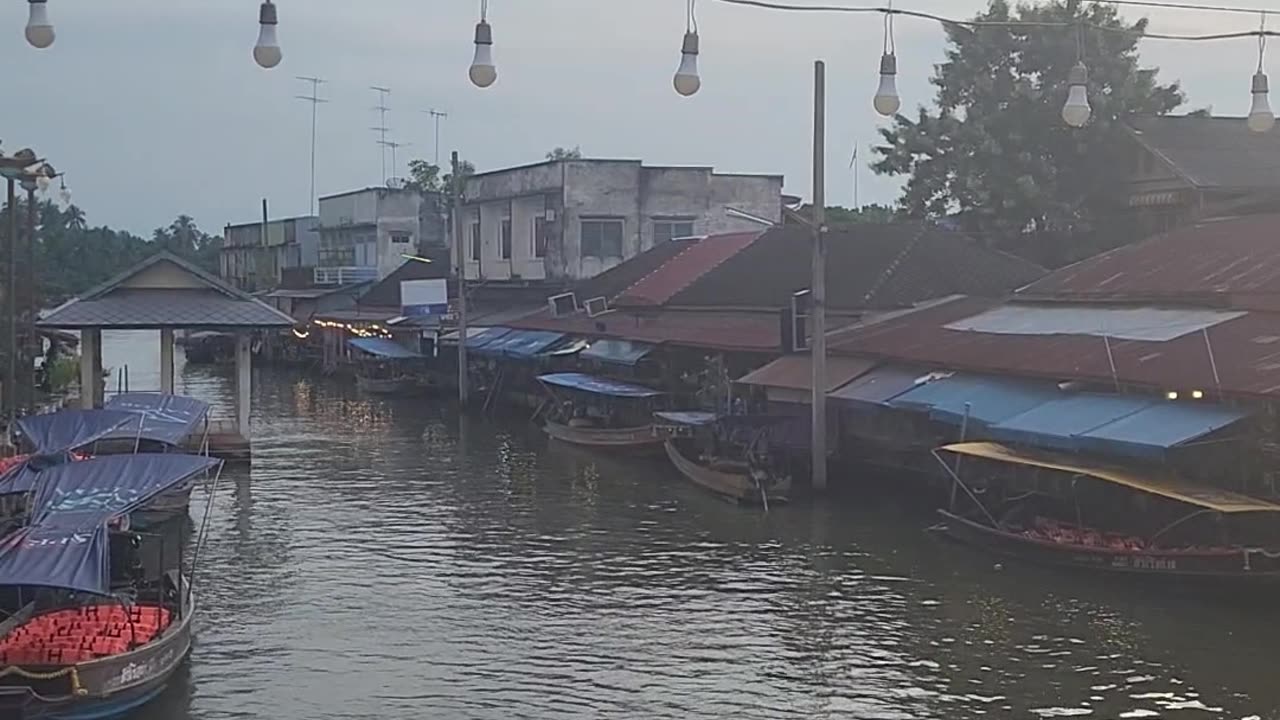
(0, 454, 219, 595)
(654, 411, 719, 426)
(538, 373, 664, 399)
(348, 337, 423, 359)
(15, 409, 140, 454)
(103, 393, 210, 446)
(478, 330, 565, 359)
(581, 339, 655, 366)
(464, 326, 513, 350)
(939, 441, 1280, 514)
(888, 373, 1062, 426)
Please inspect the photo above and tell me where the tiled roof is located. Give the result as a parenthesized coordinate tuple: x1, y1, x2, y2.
(39, 289, 295, 329)
(1127, 115, 1280, 190)
(668, 222, 1045, 311)
(829, 297, 1280, 398)
(40, 252, 295, 329)
(1021, 213, 1280, 310)
(615, 232, 760, 306)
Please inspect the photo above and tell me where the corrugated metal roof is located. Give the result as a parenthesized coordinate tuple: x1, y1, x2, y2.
(829, 297, 1280, 398)
(987, 394, 1155, 451)
(829, 366, 923, 407)
(1077, 402, 1250, 459)
(888, 374, 1062, 426)
(944, 304, 1245, 342)
(1127, 115, 1280, 190)
(737, 355, 875, 392)
(615, 232, 760, 307)
(1021, 214, 1280, 309)
(510, 308, 785, 352)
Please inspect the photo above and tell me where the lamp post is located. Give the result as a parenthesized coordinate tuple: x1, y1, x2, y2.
(20, 174, 37, 416)
(0, 151, 39, 424)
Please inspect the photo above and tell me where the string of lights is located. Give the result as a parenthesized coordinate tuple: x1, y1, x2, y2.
(19, 0, 1280, 131)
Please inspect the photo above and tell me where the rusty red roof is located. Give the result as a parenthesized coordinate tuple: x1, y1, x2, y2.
(615, 232, 760, 307)
(1022, 214, 1280, 310)
(510, 308, 785, 352)
(829, 297, 1280, 398)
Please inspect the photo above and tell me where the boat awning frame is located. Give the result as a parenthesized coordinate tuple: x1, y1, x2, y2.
(538, 373, 664, 399)
(938, 441, 1280, 514)
(348, 337, 423, 360)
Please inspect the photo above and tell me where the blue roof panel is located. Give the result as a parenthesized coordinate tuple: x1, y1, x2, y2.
(888, 374, 1061, 425)
(829, 366, 925, 408)
(538, 373, 664, 398)
(465, 327, 512, 349)
(989, 394, 1155, 451)
(1077, 402, 1250, 459)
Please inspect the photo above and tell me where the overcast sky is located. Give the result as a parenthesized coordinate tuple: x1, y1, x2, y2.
(0, 0, 1271, 236)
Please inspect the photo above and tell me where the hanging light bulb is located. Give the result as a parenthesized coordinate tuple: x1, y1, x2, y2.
(253, 1, 283, 69)
(25, 0, 54, 50)
(58, 179, 71, 206)
(469, 18, 497, 88)
(1062, 62, 1091, 128)
(36, 174, 51, 192)
(873, 53, 901, 116)
(673, 32, 701, 97)
(1250, 71, 1276, 133)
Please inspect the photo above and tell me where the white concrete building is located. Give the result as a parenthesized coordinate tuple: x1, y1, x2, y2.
(460, 159, 783, 282)
(317, 187, 425, 283)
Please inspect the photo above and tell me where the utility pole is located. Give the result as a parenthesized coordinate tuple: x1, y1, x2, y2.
(426, 109, 448, 165)
(452, 150, 469, 407)
(371, 85, 392, 185)
(5, 178, 15, 424)
(23, 182, 36, 416)
(295, 76, 328, 216)
(811, 60, 828, 493)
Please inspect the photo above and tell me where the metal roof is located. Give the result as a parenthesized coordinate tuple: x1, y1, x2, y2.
(986, 394, 1156, 451)
(1076, 402, 1249, 459)
(944, 304, 1245, 342)
(1021, 214, 1280, 309)
(510, 308, 785, 352)
(737, 355, 875, 392)
(888, 374, 1062, 426)
(348, 337, 423, 359)
(614, 232, 760, 307)
(828, 366, 924, 407)
(1127, 115, 1280, 190)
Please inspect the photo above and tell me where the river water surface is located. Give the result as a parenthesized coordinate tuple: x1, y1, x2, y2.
(96, 332, 1280, 720)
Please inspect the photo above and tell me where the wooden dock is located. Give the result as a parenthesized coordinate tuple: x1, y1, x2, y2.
(186, 420, 252, 463)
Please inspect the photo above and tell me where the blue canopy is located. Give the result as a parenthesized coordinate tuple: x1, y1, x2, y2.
(103, 393, 210, 446)
(538, 373, 664, 399)
(348, 337, 423, 359)
(888, 374, 1061, 426)
(581, 340, 655, 366)
(479, 330, 565, 359)
(988, 394, 1155, 451)
(654, 411, 719, 426)
(465, 327, 513, 350)
(0, 454, 219, 595)
(1076, 402, 1250, 459)
(16, 409, 140, 454)
(829, 366, 924, 409)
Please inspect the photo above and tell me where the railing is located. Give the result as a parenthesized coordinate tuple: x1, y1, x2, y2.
(313, 266, 378, 285)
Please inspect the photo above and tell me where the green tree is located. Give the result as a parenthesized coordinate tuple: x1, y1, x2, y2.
(792, 204, 899, 226)
(872, 0, 1183, 242)
(406, 158, 476, 194)
(546, 146, 583, 160)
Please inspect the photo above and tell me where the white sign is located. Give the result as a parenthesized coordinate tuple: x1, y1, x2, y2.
(401, 279, 449, 317)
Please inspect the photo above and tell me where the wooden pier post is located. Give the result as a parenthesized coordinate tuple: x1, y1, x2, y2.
(234, 332, 252, 440)
(160, 328, 175, 394)
(79, 329, 100, 409)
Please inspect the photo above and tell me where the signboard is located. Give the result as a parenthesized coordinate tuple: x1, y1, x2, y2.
(401, 279, 449, 317)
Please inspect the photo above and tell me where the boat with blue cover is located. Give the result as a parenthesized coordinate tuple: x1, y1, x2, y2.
(537, 373, 666, 452)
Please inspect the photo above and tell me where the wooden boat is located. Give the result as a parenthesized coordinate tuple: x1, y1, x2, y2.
(933, 441, 1280, 583)
(538, 373, 667, 453)
(664, 440, 790, 506)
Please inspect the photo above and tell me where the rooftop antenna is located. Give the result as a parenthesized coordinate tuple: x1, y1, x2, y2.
(371, 85, 392, 184)
(378, 139, 411, 183)
(295, 76, 328, 215)
(849, 145, 860, 208)
(424, 109, 449, 165)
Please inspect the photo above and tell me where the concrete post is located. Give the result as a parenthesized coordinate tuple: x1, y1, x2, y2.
(160, 328, 175, 394)
(79, 329, 99, 409)
(810, 60, 828, 492)
(234, 332, 252, 439)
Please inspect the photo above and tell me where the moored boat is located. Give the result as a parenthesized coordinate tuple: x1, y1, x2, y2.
(932, 441, 1280, 583)
(654, 411, 792, 507)
(538, 373, 666, 453)
(349, 338, 426, 396)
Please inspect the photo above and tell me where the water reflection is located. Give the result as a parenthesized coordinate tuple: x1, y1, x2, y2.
(85, 334, 1280, 719)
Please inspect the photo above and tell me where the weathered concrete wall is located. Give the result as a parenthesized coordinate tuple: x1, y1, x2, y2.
(563, 161, 644, 279)
(375, 189, 423, 279)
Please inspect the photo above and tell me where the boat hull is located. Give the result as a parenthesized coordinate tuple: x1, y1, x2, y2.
(544, 421, 662, 453)
(936, 510, 1280, 581)
(664, 441, 789, 505)
(0, 591, 194, 720)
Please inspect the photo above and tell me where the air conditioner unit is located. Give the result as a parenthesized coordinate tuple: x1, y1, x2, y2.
(584, 296, 610, 318)
(548, 292, 578, 317)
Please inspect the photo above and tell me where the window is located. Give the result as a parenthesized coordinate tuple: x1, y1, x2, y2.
(654, 219, 696, 243)
(500, 218, 513, 260)
(533, 217, 548, 258)
(581, 219, 624, 259)
(390, 232, 412, 245)
(469, 215, 482, 261)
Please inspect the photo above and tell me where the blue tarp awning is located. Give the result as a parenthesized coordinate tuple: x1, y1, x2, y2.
(481, 330, 565, 359)
(465, 327, 513, 350)
(348, 337, 422, 359)
(16, 410, 141, 454)
(988, 393, 1155, 451)
(538, 373, 664, 399)
(0, 454, 219, 595)
(888, 374, 1062, 426)
(654, 411, 719, 426)
(1076, 402, 1250, 459)
(103, 393, 210, 446)
(581, 340, 655, 366)
(829, 366, 923, 408)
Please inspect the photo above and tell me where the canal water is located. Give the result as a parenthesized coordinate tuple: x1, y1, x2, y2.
(98, 332, 1278, 719)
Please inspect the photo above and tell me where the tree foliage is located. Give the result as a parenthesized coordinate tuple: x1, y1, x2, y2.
(406, 158, 477, 194)
(872, 0, 1183, 242)
(546, 146, 583, 160)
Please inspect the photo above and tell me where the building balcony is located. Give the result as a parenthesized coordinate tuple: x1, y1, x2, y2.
(313, 266, 378, 286)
